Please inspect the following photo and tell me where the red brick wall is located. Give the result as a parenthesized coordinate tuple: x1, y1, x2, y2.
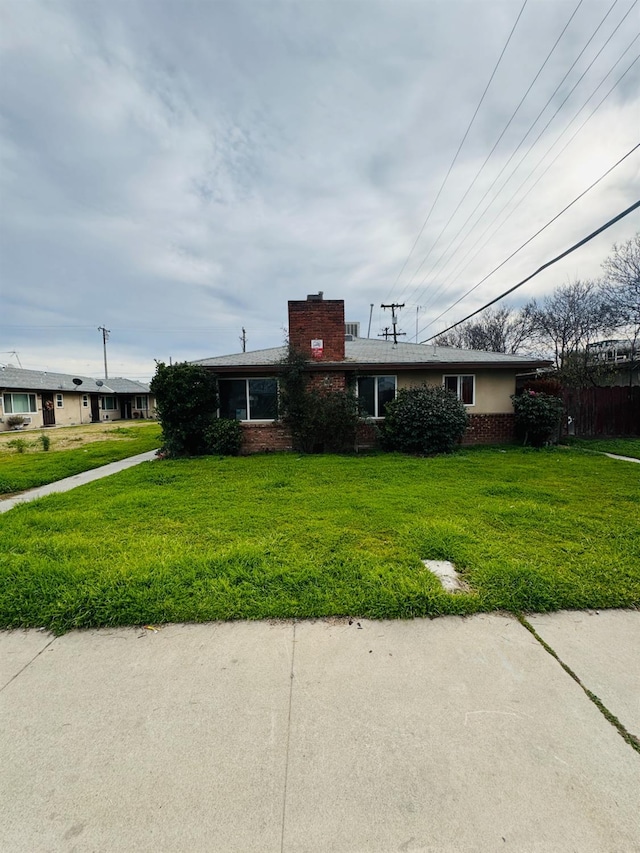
(288, 297, 345, 361)
(460, 413, 516, 445)
(238, 413, 515, 454)
(307, 372, 347, 391)
(240, 422, 292, 454)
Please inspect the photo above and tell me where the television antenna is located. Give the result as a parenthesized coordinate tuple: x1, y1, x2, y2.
(1, 351, 23, 368)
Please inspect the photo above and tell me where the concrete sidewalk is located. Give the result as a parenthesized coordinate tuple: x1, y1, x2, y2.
(1, 611, 638, 852)
(0, 450, 158, 513)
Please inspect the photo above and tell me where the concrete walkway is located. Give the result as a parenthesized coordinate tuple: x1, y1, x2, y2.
(604, 452, 640, 464)
(1, 611, 638, 852)
(0, 450, 158, 513)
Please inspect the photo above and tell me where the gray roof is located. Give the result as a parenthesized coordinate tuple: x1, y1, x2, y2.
(192, 338, 549, 370)
(105, 377, 152, 394)
(0, 366, 150, 395)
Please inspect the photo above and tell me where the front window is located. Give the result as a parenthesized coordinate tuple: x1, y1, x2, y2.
(357, 376, 396, 417)
(82, 395, 89, 407)
(56, 393, 64, 408)
(3, 393, 37, 414)
(135, 395, 148, 409)
(219, 378, 278, 421)
(444, 375, 475, 406)
(100, 396, 116, 410)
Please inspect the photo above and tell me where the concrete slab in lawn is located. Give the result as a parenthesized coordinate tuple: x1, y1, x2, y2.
(0, 629, 54, 691)
(0, 450, 158, 513)
(284, 615, 640, 853)
(0, 622, 293, 853)
(529, 609, 640, 739)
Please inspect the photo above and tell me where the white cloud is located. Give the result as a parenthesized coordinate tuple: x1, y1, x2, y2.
(1, 0, 638, 373)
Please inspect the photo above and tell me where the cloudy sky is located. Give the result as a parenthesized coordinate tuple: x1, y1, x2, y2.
(1, 0, 638, 381)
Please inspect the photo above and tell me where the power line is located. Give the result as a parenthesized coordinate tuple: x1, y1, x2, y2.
(419, 199, 640, 342)
(411, 27, 640, 315)
(408, 0, 639, 313)
(414, 48, 640, 318)
(417, 143, 640, 337)
(397, 0, 591, 302)
(385, 0, 528, 301)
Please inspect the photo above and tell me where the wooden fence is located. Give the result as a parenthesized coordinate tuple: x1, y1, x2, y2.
(563, 386, 640, 436)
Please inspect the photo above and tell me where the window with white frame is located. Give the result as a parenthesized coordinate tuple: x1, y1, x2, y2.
(357, 375, 397, 417)
(100, 396, 116, 410)
(3, 393, 38, 414)
(55, 393, 64, 408)
(218, 378, 278, 421)
(82, 395, 89, 407)
(444, 374, 475, 406)
(135, 395, 148, 410)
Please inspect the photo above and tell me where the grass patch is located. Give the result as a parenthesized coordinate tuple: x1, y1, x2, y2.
(0, 448, 638, 633)
(0, 423, 160, 494)
(564, 437, 640, 459)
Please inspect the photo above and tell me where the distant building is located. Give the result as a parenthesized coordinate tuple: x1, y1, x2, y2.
(0, 366, 155, 431)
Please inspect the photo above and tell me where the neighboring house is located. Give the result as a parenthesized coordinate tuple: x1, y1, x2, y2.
(192, 294, 550, 452)
(585, 339, 639, 387)
(0, 366, 155, 432)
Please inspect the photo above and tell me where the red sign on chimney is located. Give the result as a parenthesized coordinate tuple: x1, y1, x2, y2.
(311, 339, 324, 359)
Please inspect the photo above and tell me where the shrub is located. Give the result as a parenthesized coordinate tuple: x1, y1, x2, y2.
(522, 377, 563, 397)
(150, 362, 219, 457)
(279, 347, 360, 453)
(7, 438, 28, 453)
(7, 415, 26, 429)
(205, 419, 243, 456)
(511, 390, 564, 447)
(380, 385, 468, 455)
(294, 386, 360, 453)
(37, 433, 51, 451)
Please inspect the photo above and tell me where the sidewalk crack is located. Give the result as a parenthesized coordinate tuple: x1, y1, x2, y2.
(0, 635, 56, 693)
(280, 620, 296, 853)
(518, 615, 640, 756)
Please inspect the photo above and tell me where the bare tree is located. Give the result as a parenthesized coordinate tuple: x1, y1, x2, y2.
(434, 306, 536, 353)
(600, 233, 640, 358)
(526, 280, 615, 385)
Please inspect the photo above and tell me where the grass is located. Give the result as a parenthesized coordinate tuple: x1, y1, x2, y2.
(564, 436, 640, 460)
(0, 447, 638, 633)
(0, 422, 161, 494)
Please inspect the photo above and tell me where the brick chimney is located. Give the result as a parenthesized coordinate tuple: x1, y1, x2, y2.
(287, 293, 345, 361)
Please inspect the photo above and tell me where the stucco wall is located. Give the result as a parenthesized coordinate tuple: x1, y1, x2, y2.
(0, 392, 94, 431)
(396, 369, 517, 414)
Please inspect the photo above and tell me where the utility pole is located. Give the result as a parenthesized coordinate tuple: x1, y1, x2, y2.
(239, 327, 247, 353)
(367, 304, 374, 338)
(378, 326, 393, 341)
(98, 326, 110, 379)
(380, 303, 406, 345)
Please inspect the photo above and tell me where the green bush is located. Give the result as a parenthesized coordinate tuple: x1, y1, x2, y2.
(279, 347, 360, 453)
(380, 385, 468, 455)
(7, 437, 28, 454)
(38, 433, 51, 451)
(511, 390, 564, 447)
(205, 419, 243, 456)
(150, 362, 219, 457)
(295, 387, 360, 453)
(6, 415, 26, 429)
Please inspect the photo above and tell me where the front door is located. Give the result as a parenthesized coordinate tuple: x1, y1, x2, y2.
(42, 393, 56, 426)
(121, 397, 132, 419)
(90, 395, 100, 423)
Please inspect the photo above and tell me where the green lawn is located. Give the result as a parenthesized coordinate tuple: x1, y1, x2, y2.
(0, 423, 161, 494)
(564, 437, 640, 460)
(1, 448, 638, 633)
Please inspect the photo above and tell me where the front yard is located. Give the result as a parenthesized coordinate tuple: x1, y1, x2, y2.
(0, 422, 161, 494)
(0, 447, 638, 633)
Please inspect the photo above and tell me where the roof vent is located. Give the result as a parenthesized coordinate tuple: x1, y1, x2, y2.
(307, 292, 324, 301)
